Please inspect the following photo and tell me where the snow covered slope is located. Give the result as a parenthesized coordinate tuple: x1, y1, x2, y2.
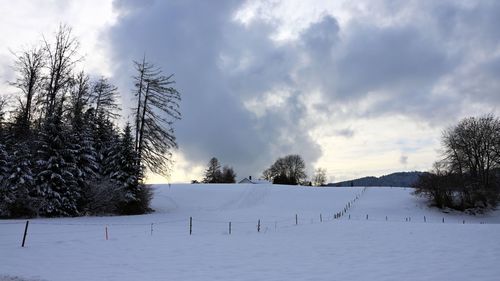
(1, 184, 499, 281)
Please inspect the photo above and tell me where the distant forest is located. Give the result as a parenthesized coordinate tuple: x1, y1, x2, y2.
(327, 172, 426, 187)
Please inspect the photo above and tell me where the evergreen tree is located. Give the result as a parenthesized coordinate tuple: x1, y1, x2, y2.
(0, 143, 10, 216)
(112, 123, 149, 214)
(71, 122, 98, 212)
(35, 111, 80, 217)
(203, 157, 222, 183)
(2, 143, 37, 217)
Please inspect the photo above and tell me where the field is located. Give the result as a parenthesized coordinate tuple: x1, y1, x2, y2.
(1, 184, 500, 281)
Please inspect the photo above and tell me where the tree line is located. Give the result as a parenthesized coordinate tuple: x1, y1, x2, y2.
(198, 154, 327, 186)
(414, 115, 500, 212)
(0, 25, 181, 218)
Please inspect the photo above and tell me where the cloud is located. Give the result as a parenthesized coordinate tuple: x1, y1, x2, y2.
(108, 0, 322, 179)
(105, 0, 500, 181)
(400, 155, 408, 165)
(335, 128, 355, 138)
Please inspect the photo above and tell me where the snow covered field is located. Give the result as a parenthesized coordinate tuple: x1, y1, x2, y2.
(1, 184, 500, 281)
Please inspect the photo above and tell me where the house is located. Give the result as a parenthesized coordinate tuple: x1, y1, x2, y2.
(238, 176, 271, 184)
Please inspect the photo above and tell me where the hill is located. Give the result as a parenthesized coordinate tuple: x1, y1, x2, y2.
(327, 171, 427, 187)
(1, 184, 499, 281)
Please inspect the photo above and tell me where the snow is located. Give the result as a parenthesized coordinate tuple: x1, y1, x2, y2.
(1, 184, 500, 281)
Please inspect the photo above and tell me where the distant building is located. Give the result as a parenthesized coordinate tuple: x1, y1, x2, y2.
(238, 176, 270, 184)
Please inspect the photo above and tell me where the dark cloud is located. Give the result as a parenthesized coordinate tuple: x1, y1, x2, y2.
(108, 0, 321, 179)
(107, 0, 500, 180)
(335, 128, 355, 138)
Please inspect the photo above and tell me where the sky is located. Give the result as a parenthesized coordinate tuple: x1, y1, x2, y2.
(1, 0, 499, 184)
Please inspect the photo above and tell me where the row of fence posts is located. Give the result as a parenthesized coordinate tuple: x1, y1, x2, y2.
(19, 187, 485, 246)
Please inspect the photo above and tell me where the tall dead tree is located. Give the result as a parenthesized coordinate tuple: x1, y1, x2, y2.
(132, 59, 181, 177)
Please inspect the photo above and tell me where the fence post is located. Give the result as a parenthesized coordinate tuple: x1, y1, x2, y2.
(229, 222, 232, 235)
(189, 217, 193, 235)
(424, 216, 426, 222)
(21, 220, 29, 247)
(257, 219, 261, 232)
(105, 225, 109, 240)
(295, 214, 298, 225)
(442, 217, 444, 223)
(348, 214, 351, 220)
(320, 214, 323, 222)
(366, 214, 368, 220)
(385, 216, 388, 221)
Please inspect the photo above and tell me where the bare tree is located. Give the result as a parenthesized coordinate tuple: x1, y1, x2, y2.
(10, 46, 45, 131)
(313, 168, 327, 186)
(221, 165, 237, 183)
(443, 115, 500, 187)
(68, 71, 91, 128)
(263, 154, 307, 185)
(132, 58, 181, 177)
(42, 24, 80, 118)
(91, 77, 120, 120)
(415, 115, 500, 211)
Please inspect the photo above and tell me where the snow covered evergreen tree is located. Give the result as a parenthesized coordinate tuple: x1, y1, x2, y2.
(2, 143, 37, 217)
(0, 143, 11, 216)
(35, 110, 80, 217)
(112, 123, 150, 214)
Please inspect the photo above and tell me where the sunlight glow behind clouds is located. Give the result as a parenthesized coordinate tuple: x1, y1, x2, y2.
(1, 0, 500, 184)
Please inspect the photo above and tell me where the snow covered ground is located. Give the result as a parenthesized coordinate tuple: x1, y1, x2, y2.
(1, 184, 500, 281)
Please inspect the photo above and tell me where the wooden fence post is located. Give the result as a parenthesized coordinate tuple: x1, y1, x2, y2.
(295, 214, 298, 225)
(320, 214, 323, 222)
(257, 219, 261, 232)
(229, 222, 232, 235)
(189, 217, 193, 235)
(105, 225, 109, 240)
(21, 220, 29, 247)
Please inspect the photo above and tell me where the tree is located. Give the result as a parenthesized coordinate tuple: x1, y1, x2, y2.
(68, 71, 91, 129)
(0, 96, 8, 142)
(10, 46, 45, 134)
(0, 143, 10, 216)
(91, 77, 120, 120)
(112, 123, 150, 215)
(41, 24, 80, 119)
(221, 166, 237, 183)
(313, 168, 327, 186)
(263, 154, 307, 185)
(203, 157, 222, 183)
(132, 58, 181, 178)
(0, 24, 162, 218)
(2, 143, 37, 217)
(414, 115, 500, 211)
(35, 110, 80, 217)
